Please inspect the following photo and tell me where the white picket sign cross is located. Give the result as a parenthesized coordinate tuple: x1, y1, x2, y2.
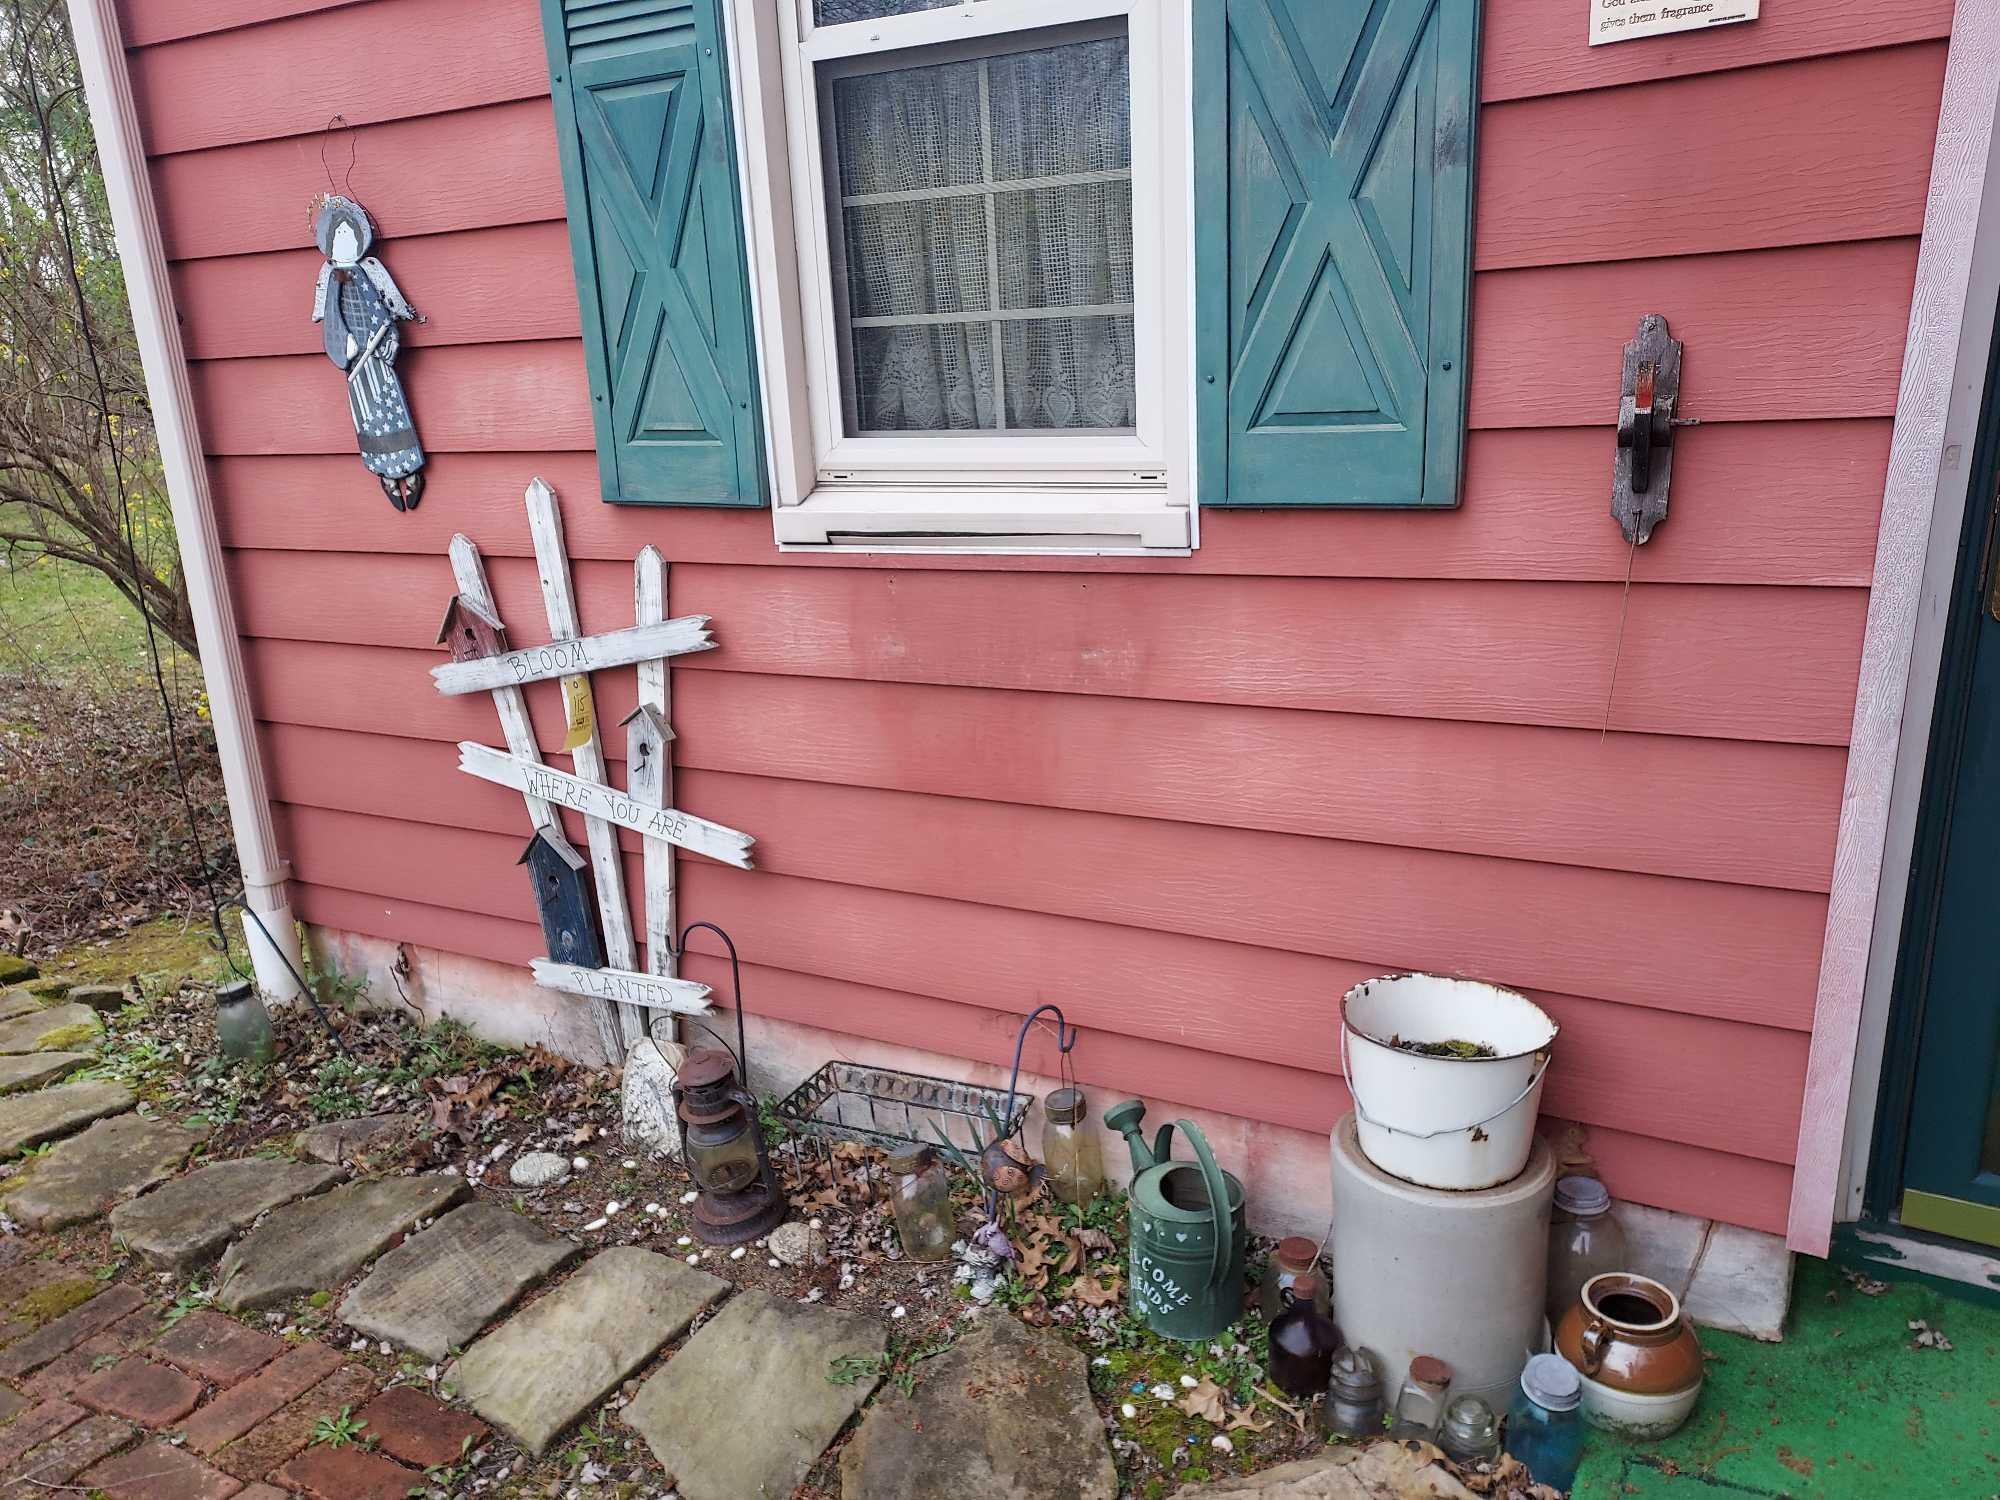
(531, 960, 713, 1014)
(457, 742, 755, 869)
(430, 614, 714, 696)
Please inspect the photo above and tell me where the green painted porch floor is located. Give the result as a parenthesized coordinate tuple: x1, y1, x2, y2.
(1571, 1257, 2000, 1498)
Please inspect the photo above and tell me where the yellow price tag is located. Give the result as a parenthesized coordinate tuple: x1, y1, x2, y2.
(561, 675, 594, 751)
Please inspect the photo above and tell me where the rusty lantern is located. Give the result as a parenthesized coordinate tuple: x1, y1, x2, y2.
(673, 1046, 786, 1244)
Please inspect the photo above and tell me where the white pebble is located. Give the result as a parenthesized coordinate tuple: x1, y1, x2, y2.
(1211, 1436, 1234, 1455)
(1120, 1403, 1138, 1420)
(646, 1203, 662, 1215)
(677, 1236, 693, 1247)
(573, 1157, 589, 1169)
(583, 1217, 608, 1231)
(606, 1201, 622, 1215)
(806, 1287, 824, 1302)
(622, 1159, 637, 1170)
(1150, 1384, 1176, 1402)
(768, 1259, 782, 1269)
(729, 1247, 746, 1261)
(686, 1254, 700, 1265)
(809, 1218, 822, 1229)
(891, 1306, 906, 1319)
(1179, 1375, 1199, 1389)
(681, 1191, 699, 1204)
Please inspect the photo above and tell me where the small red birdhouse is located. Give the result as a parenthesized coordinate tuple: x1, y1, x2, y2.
(436, 593, 507, 664)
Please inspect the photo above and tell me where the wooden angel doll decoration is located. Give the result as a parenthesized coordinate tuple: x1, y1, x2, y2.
(311, 195, 427, 510)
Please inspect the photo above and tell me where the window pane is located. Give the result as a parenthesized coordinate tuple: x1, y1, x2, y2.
(824, 29, 1136, 436)
(1001, 315, 1135, 430)
(851, 323, 998, 431)
(816, 0, 958, 25)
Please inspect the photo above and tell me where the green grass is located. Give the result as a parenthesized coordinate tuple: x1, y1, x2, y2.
(0, 542, 169, 685)
(1573, 1256, 2000, 1497)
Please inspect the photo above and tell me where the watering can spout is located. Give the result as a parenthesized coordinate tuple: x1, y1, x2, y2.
(1103, 1098, 1154, 1175)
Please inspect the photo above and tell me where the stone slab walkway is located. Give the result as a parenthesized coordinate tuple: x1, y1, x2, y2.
(0, 1004, 100, 1056)
(0, 1053, 90, 1096)
(0, 995, 40, 1026)
(341, 1200, 579, 1361)
(0, 1115, 206, 1230)
(0, 1079, 132, 1157)
(838, 1314, 1117, 1500)
(450, 1246, 727, 1455)
(624, 1289, 887, 1500)
(292, 1113, 416, 1164)
(109, 1157, 346, 1271)
(216, 1173, 469, 1312)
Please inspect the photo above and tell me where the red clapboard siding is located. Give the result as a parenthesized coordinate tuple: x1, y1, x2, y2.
(1475, 44, 1943, 269)
(117, 0, 351, 47)
(1479, 0, 1953, 103)
(225, 548, 1866, 744)
(239, 637, 1845, 892)
(131, 0, 550, 155)
(260, 722, 1827, 1029)
(273, 803, 1804, 1163)
(152, 99, 563, 262)
(172, 222, 581, 360)
(186, 240, 1916, 454)
(206, 422, 1890, 586)
(282, 879, 1795, 1231)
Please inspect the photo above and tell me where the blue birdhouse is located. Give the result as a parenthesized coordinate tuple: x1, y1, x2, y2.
(519, 826, 604, 969)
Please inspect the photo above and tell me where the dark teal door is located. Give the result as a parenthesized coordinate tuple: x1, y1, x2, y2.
(1888, 297, 2000, 1249)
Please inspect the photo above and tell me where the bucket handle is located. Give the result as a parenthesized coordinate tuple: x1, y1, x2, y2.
(1339, 1025, 1552, 1141)
(1173, 1119, 1234, 1292)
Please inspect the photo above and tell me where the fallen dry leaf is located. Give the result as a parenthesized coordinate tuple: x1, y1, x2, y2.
(1224, 1404, 1272, 1433)
(1067, 1273, 1122, 1308)
(1176, 1377, 1229, 1425)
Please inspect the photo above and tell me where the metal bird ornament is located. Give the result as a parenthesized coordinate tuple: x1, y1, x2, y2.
(311, 195, 427, 510)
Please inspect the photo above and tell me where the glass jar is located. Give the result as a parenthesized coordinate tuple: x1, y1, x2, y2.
(1258, 1236, 1331, 1322)
(1505, 1354, 1586, 1492)
(1266, 1274, 1342, 1399)
(1040, 1089, 1106, 1206)
(1388, 1354, 1452, 1440)
(1547, 1175, 1629, 1324)
(1319, 1345, 1385, 1438)
(1437, 1393, 1500, 1465)
(214, 980, 275, 1066)
(885, 1145, 954, 1261)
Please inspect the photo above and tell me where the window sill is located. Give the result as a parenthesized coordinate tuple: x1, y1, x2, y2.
(773, 488, 1191, 554)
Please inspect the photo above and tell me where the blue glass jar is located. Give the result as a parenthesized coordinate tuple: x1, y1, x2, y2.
(1505, 1353, 1585, 1492)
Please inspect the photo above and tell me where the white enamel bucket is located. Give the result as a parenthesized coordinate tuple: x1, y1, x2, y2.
(1340, 973, 1559, 1190)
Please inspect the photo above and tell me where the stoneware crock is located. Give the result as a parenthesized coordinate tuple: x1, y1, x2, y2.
(1553, 1271, 1703, 1438)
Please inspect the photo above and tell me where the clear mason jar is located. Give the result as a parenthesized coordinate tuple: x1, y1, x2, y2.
(1547, 1175, 1629, 1324)
(1388, 1354, 1453, 1441)
(214, 980, 275, 1066)
(885, 1145, 955, 1261)
(1040, 1089, 1106, 1206)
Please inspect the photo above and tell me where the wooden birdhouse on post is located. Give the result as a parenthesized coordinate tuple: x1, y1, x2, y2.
(621, 705, 675, 805)
(436, 593, 507, 664)
(520, 826, 605, 971)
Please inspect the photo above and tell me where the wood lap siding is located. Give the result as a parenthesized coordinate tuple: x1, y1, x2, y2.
(129, 0, 1955, 1236)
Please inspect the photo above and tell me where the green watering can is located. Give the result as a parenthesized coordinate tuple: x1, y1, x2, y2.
(1105, 1099, 1248, 1342)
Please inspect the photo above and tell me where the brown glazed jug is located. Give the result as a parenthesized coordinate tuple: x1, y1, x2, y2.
(1553, 1272, 1703, 1439)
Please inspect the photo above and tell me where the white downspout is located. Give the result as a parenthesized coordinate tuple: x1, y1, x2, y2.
(66, 0, 306, 1002)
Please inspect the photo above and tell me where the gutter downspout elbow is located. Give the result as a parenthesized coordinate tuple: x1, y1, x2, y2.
(66, 0, 306, 1003)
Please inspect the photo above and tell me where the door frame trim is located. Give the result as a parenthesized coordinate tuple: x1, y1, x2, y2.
(1790, 0, 2000, 1256)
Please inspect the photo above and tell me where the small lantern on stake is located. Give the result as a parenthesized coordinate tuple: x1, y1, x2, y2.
(669, 922, 787, 1244)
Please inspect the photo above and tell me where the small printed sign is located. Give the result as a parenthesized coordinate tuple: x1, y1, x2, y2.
(1589, 0, 1758, 45)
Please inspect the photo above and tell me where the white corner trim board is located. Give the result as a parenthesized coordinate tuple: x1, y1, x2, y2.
(430, 615, 715, 696)
(66, 0, 305, 1000)
(531, 960, 713, 1015)
(458, 743, 756, 870)
(1790, 0, 2000, 1257)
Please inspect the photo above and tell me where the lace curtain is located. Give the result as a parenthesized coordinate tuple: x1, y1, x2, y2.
(827, 34, 1136, 434)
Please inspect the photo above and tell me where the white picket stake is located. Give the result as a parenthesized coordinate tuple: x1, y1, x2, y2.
(447, 534, 555, 833)
(531, 959, 713, 1015)
(523, 478, 640, 1055)
(430, 614, 714, 696)
(632, 546, 679, 1048)
(457, 743, 754, 869)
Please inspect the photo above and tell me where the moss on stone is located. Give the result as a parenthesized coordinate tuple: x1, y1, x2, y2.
(0, 955, 36, 986)
(32, 1023, 102, 1053)
(22, 978, 69, 1000)
(10, 1277, 97, 1329)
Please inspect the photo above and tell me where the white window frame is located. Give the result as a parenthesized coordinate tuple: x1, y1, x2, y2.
(722, 0, 1195, 554)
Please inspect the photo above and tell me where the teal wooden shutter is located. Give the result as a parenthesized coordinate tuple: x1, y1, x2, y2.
(542, 0, 766, 505)
(1194, 0, 1478, 508)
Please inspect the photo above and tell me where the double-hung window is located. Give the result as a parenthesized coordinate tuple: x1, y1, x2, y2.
(733, 0, 1193, 551)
